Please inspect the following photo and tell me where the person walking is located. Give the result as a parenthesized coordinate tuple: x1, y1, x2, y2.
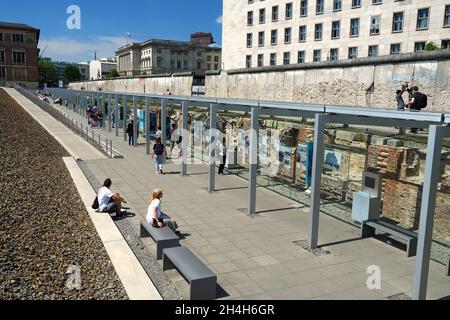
(112, 109, 116, 128)
(218, 137, 227, 175)
(97, 111, 104, 129)
(168, 124, 178, 159)
(152, 137, 166, 175)
(127, 120, 134, 146)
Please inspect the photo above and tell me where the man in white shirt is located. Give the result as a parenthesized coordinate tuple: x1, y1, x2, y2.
(98, 179, 127, 217)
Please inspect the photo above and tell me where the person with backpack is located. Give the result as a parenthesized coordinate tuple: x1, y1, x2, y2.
(406, 86, 428, 134)
(152, 137, 166, 174)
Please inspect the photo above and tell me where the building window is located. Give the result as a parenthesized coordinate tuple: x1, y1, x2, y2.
(257, 54, 264, 67)
(0, 33, 3, 42)
(196, 61, 201, 69)
(259, 8, 266, 24)
(270, 53, 277, 66)
(300, 0, 308, 17)
(207, 55, 212, 62)
(316, 0, 324, 14)
(271, 30, 278, 45)
(0, 67, 5, 79)
(215, 64, 219, 70)
(258, 31, 265, 47)
(370, 15, 381, 35)
(352, 0, 361, 8)
(417, 8, 430, 30)
(333, 0, 342, 12)
(331, 21, 340, 39)
(313, 49, 321, 62)
(284, 28, 292, 43)
(348, 47, 358, 59)
(0, 51, 5, 63)
(368, 45, 378, 57)
(415, 42, 426, 52)
(285, 3, 293, 19)
(329, 48, 339, 61)
(214, 56, 219, 62)
(298, 51, 305, 63)
(315, 23, 323, 40)
(299, 25, 307, 42)
(392, 12, 404, 32)
(247, 11, 253, 26)
(372, 0, 382, 4)
(12, 34, 24, 43)
(445, 5, 450, 27)
(283, 52, 290, 65)
(350, 18, 360, 37)
(390, 43, 401, 54)
(272, 5, 279, 21)
(12, 51, 26, 64)
(246, 33, 252, 47)
(442, 39, 450, 49)
(246, 55, 252, 68)
(207, 63, 211, 70)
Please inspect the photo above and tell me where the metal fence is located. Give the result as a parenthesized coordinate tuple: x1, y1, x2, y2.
(15, 86, 122, 159)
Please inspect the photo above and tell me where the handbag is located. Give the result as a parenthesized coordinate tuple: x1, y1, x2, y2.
(92, 197, 99, 210)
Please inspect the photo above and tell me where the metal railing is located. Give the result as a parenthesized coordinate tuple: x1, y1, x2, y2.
(15, 86, 122, 159)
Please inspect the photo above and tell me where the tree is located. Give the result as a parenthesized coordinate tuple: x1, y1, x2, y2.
(38, 59, 57, 87)
(63, 65, 81, 84)
(106, 69, 120, 79)
(425, 41, 440, 51)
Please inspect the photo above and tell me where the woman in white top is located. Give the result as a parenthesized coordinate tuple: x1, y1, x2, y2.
(146, 189, 178, 232)
(147, 189, 164, 228)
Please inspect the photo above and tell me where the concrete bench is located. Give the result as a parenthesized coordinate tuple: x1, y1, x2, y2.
(163, 247, 217, 300)
(140, 220, 180, 260)
(361, 220, 418, 258)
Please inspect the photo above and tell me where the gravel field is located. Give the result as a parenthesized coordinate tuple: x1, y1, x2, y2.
(0, 89, 128, 300)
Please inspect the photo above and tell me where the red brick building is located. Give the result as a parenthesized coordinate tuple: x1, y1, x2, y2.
(0, 22, 40, 88)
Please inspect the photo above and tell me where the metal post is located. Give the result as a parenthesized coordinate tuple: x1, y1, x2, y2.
(161, 99, 168, 146)
(308, 114, 326, 250)
(181, 101, 188, 177)
(108, 94, 112, 133)
(123, 95, 128, 142)
(412, 126, 448, 300)
(208, 104, 217, 193)
(133, 96, 138, 147)
(248, 107, 259, 214)
(146, 97, 151, 155)
(115, 95, 119, 137)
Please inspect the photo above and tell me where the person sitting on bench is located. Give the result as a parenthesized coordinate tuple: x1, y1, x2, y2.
(146, 189, 178, 232)
(98, 179, 127, 217)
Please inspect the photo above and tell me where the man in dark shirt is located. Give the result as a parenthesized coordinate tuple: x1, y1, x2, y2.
(406, 86, 423, 134)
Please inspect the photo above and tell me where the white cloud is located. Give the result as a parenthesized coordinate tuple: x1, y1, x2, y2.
(216, 15, 223, 24)
(38, 35, 132, 62)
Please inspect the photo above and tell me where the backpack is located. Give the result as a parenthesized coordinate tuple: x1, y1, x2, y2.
(415, 93, 428, 109)
(154, 143, 164, 156)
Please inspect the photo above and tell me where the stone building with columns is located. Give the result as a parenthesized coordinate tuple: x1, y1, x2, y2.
(116, 35, 222, 77)
(222, 0, 450, 70)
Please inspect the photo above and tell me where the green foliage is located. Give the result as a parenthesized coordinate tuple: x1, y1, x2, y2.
(63, 65, 81, 84)
(425, 41, 440, 51)
(38, 59, 57, 87)
(106, 69, 120, 79)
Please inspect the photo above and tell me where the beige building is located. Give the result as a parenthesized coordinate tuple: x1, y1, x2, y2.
(222, 0, 450, 69)
(116, 38, 222, 77)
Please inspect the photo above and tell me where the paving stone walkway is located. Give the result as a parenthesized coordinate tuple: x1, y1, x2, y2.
(43, 96, 450, 300)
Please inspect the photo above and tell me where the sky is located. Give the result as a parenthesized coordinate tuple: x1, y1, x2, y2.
(0, 0, 223, 63)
